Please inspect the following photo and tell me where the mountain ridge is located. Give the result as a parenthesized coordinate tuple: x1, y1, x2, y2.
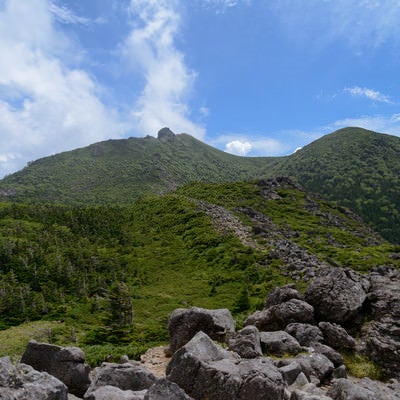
(1, 126, 400, 242)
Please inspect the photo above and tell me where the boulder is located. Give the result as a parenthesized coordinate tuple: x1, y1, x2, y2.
(84, 386, 147, 400)
(0, 356, 67, 400)
(168, 307, 235, 353)
(228, 325, 262, 358)
(20, 340, 90, 397)
(245, 299, 314, 331)
(367, 271, 400, 320)
(318, 321, 355, 350)
(327, 377, 400, 400)
(144, 378, 193, 399)
(285, 323, 324, 346)
(264, 284, 304, 308)
(290, 383, 332, 400)
(294, 353, 334, 385)
(167, 331, 285, 400)
(260, 331, 302, 356)
(304, 268, 369, 324)
(310, 343, 343, 367)
(364, 317, 400, 379)
(279, 361, 301, 385)
(84, 362, 157, 399)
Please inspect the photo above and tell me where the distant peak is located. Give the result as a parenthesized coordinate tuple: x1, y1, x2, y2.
(157, 127, 176, 141)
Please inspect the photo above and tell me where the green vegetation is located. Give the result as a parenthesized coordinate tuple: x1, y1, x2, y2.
(1, 127, 400, 243)
(0, 179, 399, 363)
(342, 351, 383, 380)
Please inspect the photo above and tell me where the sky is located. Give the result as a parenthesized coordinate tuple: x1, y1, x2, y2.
(1, 0, 400, 178)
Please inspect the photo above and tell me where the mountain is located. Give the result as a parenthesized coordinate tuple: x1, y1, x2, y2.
(280, 127, 400, 243)
(1, 126, 400, 242)
(0, 128, 279, 205)
(1, 178, 399, 365)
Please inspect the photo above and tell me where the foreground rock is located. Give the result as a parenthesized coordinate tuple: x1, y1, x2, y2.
(260, 331, 302, 356)
(327, 377, 400, 400)
(84, 362, 157, 399)
(167, 331, 285, 400)
(245, 299, 314, 331)
(21, 340, 90, 397)
(305, 268, 369, 324)
(167, 307, 235, 353)
(364, 317, 400, 379)
(0, 356, 67, 400)
(228, 325, 262, 358)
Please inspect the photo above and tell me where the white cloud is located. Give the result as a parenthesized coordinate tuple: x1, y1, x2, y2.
(0, 0, 124, 178)
(122, 0, 205, 138)
(344, 86, 393, 104)
(49, 3, 91, 25)
(225, 140, 252, 156)
(331, 113, 400, 136)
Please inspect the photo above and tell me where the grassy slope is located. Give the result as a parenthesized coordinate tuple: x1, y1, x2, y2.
(0, 180, 399, 365)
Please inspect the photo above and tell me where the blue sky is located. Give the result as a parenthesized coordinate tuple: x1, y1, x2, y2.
(1, 0, 400, 178)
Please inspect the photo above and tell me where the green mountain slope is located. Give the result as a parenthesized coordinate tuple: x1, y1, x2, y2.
(0, 128, 278, 205)
(1, 179, 398, 363)
(1, 126, 400, 242)
(278, 127, 400, 243)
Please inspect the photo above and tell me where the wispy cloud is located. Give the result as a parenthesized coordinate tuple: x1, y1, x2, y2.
(271, 0, 400, 51)
(121, 0, 205, 139)
(344, 86, 393, 104)
(49, 3, 91, 25)
(0, 0, 124, 178)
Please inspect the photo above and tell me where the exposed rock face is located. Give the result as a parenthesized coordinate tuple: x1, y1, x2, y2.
(285, 323, 324, 347)
(245, 299, 314, 331)
(84, 362, 157, 399)
(168, 307, 235, 353)
(167, 331, 285, 400)
(318, 322, 355, 350)
(260, 331, 302, 356)
(310, 343, 344, 368)
(294, 353, 334, 385)
(228, 325, 263, 359)
(0, 356, 68, 400)
(20, 340, 90, 397)
(305, 268, 369, 324)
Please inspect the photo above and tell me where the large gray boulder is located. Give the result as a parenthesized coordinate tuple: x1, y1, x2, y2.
(144, 378, 193, 400)
(245, 299, 314, 331)
(327, 377, 400, 399)
(318, 322, 355, 350)
(167, 331, 285, 400)
(367, 270, 400, 320)
(310, 343, 344, 368)
(228, 325, 262, 358)
(168, 307, 235, 353)
(285, 323, 324, 347)
(84, 362, 157, 399)
(294, 353, 334, 385)
(364, 317, 400, 379)
(260, 331, 302, 356)
(0, 356, 67, 400)
(84, 386, 147, 400)
(264, 284, 304, 308)
(20, 340, 90, 397)
(304, 268, 369, 324)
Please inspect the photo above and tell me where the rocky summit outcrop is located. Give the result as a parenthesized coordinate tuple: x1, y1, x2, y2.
(0, 356, 68, 400)
(167, 306, 235, 353)
(21, 340, 90, 397)
(166, 331, 286, 400)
